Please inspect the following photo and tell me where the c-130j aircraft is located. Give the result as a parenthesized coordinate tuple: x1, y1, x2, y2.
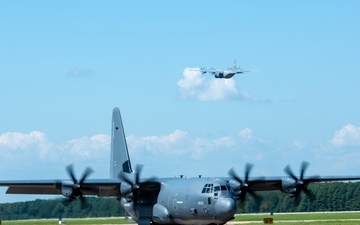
(1, 107, 360, 225)
(191, 60, 251, 79)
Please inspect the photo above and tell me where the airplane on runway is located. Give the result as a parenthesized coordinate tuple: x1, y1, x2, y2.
(1, 107, 360, 225)
(192, 60, 251, 79)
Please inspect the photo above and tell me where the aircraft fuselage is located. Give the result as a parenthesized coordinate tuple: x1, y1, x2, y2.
(213, 71, 236, 79)
(121, 177, 237, 225)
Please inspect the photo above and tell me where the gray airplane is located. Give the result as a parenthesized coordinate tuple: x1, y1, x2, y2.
(192, 60, 251, 79)
(1, 107, 360, 225)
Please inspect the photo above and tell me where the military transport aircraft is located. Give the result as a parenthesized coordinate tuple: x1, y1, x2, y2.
(192, 60, 251, 79)
(1, 107, 360, 225)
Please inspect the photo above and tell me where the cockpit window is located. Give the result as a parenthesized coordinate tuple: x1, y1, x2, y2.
(201, 184, 214, 193)
(214, 186, 220, 192)
(221, 185, 227, 191)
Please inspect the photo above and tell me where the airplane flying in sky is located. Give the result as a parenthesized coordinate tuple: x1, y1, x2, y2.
(192, 60, 251, 79)
(1, 108, 360, 225)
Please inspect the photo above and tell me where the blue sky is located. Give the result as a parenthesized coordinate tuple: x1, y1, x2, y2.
(1, 1, 360, 203)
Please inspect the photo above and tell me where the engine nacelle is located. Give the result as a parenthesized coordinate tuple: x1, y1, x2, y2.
(228, 179, 242, 196)
(120, 182, 133, 200)
(60, 183, 73, 198)
(281, 177, 297, 197)
(228, 179, 240, 189)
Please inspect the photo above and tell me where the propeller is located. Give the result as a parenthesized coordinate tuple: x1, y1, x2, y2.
(200, 67, 206, 74)
(61, 164, 94, 209)
(228, 163, 260, 202)
(118, 164, 142, 194)
(118, 164, 158, 200)
(284, 161, 318, 200)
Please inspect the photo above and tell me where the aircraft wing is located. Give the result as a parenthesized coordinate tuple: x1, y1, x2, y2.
(235, 69, 251, 73)
(188, 69, 219, 74)
(227, 162, 360, 196)
(0, 179, 121, 196)
(201, 69, 251, 75)
(200, 69, 220, 74)
(199, 68, 251, 73)
(242, 176, 360, 192)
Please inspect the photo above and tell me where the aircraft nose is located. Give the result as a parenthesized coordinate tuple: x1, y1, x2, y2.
(215, 197, 237, 221)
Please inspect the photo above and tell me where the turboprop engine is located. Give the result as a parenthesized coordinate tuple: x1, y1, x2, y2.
(57, 164, 95, 209)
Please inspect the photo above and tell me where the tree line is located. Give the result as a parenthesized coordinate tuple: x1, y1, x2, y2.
(242, 182, 360, 213)
(1, 182, 360, 220)
(0, 197, 126, 220)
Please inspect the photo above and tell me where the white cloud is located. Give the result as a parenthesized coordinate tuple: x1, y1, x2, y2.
(0, 131, 110, 162)
(0, 131, 48, 149)
(142, 129, 188, 154)
(177, 68, 258, 101)
(237, 128, 265, 145)
(198, 79, 238, 101)
(177, 68, 206, 99)
(177, 68, 205, 92)
(127, 130, 188, 155)
(61, 134, 110, 157)
(2, 126, 360, 183)
(4, 125, 360, 178)
(192, 136, 236, 159)
(212, 136, 236, 148)
(0, 131, 53, 159)
(238, 128, 254, 140)
(330, 124, 360, 147)
(127, 130, 236, 159)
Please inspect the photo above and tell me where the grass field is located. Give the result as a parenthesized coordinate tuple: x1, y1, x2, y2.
(2, 212, 360, 225)
(234, 211, 360, 224)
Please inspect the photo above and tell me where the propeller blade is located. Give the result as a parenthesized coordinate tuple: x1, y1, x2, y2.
(117, 164, 159, 200)
(228, 163, 259, 202)
(248, 189, 257, 198)
(62, 198, 71, 207)
(135, 164, 143, 185)
(302, 187, 311, 196)
(239, 192, 246, 202)
(228, 168, 243, 185)
(284, 161, 317, 201)
(245, 163, 253, 182)
(79, 167, 93, 184)
(79, 193, 89, 209)
(284, 165, 298, 181)
(300, 161, 309, 180)
(62, 164, 93, 209)
(118, 171, 133, 185)
(66, 164, 77, 184)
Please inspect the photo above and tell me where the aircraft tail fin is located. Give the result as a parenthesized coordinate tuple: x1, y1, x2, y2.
(232, 60, 237, 71)
(110, 107, 133, 179)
